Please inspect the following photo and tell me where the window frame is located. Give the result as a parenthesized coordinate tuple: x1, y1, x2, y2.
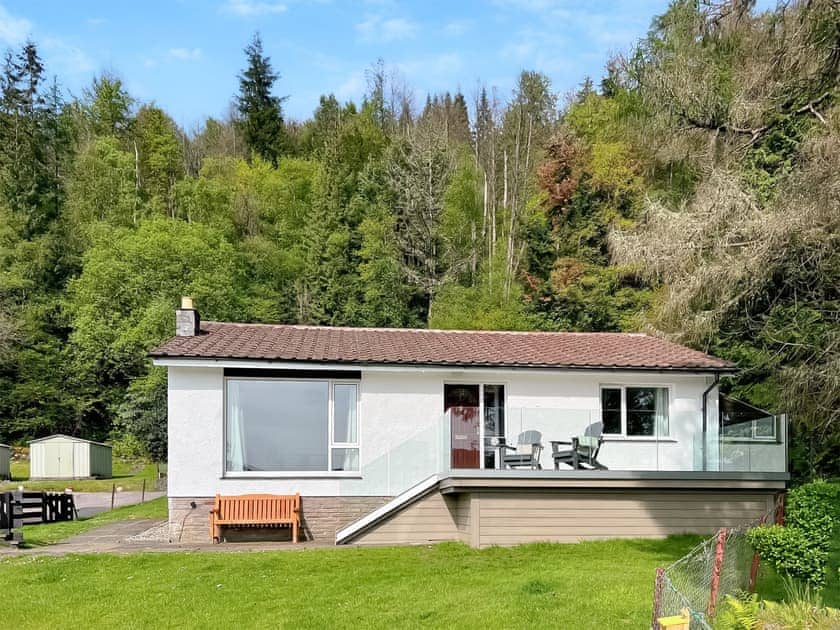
(222, 375, 361, 478)
(599, 384, 672, 439)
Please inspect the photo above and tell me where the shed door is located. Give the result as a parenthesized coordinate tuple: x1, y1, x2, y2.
(56, 443, 74, 477)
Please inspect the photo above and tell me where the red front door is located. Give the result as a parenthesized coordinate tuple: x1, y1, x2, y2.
(445, 385, 480, 469)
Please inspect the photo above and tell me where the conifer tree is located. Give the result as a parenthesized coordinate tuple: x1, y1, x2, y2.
(236, 33, 286, 164)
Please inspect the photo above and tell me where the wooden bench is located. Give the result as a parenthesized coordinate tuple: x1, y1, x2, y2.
(209, 493, 300, 543)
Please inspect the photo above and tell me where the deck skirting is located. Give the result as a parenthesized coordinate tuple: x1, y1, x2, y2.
(348, 485, 781, 548)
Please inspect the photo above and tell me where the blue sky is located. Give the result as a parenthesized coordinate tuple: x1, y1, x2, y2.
(0, 0, 676, 128)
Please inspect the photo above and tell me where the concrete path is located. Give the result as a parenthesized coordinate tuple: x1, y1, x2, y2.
(72, 491, 166, 518)
(0, 518, 340, 556)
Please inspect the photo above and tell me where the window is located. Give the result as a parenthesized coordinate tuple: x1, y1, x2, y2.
(600, 386, 669, 437)
(226, 379, 360, 473)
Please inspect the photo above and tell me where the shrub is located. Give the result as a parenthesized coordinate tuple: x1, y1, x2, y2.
(785, 481, 840, 551)
(747, 481, 840, 591)
(747, 525, 828, 588)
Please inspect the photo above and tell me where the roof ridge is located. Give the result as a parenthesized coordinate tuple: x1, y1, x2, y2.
(202, 321, 651, 338)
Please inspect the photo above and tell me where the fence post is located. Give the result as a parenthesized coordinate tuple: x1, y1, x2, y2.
(775, 492, 785, 525)
(707, 528, 727, 618)
(141, 479, 146, 504)
(652, 566, 665, 630)
(10, 490, 24, 545)
(748, 514, 767, 593)
(111, 483, 116, 511)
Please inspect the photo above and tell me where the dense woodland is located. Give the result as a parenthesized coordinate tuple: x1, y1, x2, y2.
(0, 0, 836, 478)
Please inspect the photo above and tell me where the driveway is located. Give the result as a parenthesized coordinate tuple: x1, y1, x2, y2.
(72, 491, 166, 518)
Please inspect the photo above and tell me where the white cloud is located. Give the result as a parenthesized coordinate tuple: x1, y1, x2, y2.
(221, 0, 287, 17)
(397, 52, 463, 87)
(86, 17, 107, 27)
(443, 20, 471, 36)
(169, 47, 202, 61)
(41, 36, 95, 75)
(0, 4, 32, 46)
(356, 15, 418, 43)
(336, 70, 365, 101)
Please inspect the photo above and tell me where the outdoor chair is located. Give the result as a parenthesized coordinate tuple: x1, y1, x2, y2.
(551, 435, 607, 470)
(501, 430, 543, 469)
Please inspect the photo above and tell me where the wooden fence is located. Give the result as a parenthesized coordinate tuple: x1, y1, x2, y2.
(1, 491, 75, 543)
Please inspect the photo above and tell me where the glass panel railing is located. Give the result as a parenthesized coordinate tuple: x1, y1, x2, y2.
(339, 407, 787, 499)
(719, 414, 787, 473)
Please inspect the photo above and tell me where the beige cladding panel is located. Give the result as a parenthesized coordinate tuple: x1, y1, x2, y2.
(476, 490, 774, 547)
(351, 488, 776, 548)
(352, 492, 463, 546)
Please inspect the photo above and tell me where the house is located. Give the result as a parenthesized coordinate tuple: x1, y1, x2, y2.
(151, 299, 787, 546)
(29, 435, 112, 480)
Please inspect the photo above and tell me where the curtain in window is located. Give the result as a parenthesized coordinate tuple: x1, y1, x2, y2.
(655, 388, 670, 437)
(333, 384, 358, 471)
(226, 382, 246, 471)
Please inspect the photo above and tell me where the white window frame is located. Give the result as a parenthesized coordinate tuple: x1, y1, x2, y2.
(329, 381, 361, 472)
(599, 384, 672, 439)
(222, 376, 361, 478)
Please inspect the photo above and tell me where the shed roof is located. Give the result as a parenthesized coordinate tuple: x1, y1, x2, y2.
(28, 434, 112, 448)
(151, 322, 735, 372)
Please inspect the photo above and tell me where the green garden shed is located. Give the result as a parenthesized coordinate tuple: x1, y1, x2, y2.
(29, 435, 112, 479)
(0, 444, 10, 480)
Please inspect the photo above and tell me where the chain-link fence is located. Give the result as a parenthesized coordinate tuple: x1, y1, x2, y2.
(651, 494, 785, 629)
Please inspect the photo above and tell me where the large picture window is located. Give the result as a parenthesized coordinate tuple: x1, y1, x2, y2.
(600, 386, 670, 437)
(226, 379, 360, 473)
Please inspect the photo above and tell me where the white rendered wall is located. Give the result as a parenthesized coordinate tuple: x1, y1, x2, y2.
(167, 364, 718, 498)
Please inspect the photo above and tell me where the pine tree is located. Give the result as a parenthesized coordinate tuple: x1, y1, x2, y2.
(236, 33, 286, 165)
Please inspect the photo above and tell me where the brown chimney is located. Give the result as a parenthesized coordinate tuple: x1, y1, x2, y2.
(176, 296, 200, 336)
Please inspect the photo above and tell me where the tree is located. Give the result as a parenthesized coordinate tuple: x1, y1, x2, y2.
(236, 33, 286, 164)
(134, 106, 184, 217)
(0, 41, 62, 237)
(81, 74, 134, 139)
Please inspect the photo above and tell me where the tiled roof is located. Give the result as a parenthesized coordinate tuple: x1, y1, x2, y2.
(150, 322, 735, 371)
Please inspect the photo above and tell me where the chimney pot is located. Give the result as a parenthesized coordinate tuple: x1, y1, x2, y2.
(176, 297, 200, 337)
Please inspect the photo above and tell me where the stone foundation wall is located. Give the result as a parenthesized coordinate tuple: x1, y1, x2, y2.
(168, 496, 390, 544)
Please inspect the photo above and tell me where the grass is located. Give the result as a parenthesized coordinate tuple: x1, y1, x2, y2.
(1, 459, 159, 492)
(20, 497, 168, 547)
(0, 535, 700, 629)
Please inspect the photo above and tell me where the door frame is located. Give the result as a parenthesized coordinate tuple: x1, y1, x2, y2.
(444, 381, 508, 469)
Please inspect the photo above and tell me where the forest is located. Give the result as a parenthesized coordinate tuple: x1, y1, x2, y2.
(0, 0, 836, 478)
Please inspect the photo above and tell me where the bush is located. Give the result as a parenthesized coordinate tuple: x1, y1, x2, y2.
(785, 481, 840, 551)
(109, 432, 147, 460)
(747, 525, 828, 588)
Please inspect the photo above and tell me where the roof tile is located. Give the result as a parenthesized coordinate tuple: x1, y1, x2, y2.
(150, 322, 735, 371)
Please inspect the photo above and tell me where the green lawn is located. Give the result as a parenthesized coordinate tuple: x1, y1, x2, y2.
(0, 536, 699, 629)
(1, 459, 159, 492)
(20, 497, 168, 547)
